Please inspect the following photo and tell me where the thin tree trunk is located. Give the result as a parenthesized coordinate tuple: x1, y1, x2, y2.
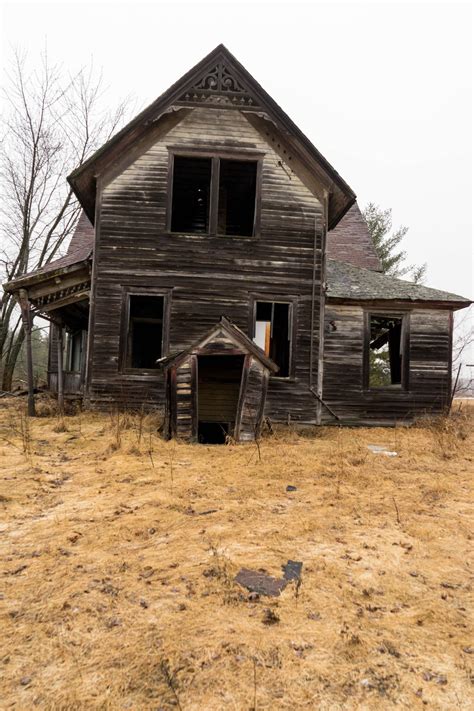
(1, 328, 25, 391)
(18, 290, 35, 415)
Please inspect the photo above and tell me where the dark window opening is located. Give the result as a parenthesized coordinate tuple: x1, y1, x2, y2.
(171, 156, 212, 233)
(170, 154, 258, 237)
(254, 301, 291, 377)
(65, 331, 83, 372)
(218, 160, 257, 236)
(369, 315, 403, 388)
(127, 295, 164, 369)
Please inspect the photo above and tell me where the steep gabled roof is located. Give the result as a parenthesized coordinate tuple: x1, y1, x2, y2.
(68, 44, 356, 229)
(327, 258, 471, 307)
(327, 203, 382, 271)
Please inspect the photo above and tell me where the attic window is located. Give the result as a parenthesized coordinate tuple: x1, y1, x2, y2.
(368, 315, 406, 388)
(126, 296, 164, 369)
(169, 154, 259, 236)
(254, 301, 292, 377)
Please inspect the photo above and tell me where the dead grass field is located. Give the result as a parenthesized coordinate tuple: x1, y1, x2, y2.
(0, 398, 473, 710)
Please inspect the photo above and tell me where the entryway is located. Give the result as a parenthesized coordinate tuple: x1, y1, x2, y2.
(197, 354, 244, 444)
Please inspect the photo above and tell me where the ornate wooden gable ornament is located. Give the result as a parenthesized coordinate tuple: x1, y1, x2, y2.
(176, 61, 261, 109)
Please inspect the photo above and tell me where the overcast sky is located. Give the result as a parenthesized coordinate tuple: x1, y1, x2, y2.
(1, 0, 472, 306)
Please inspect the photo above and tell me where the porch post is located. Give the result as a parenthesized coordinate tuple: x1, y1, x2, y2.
(18, 289, 36, 417)
(56, 322, 64, 415)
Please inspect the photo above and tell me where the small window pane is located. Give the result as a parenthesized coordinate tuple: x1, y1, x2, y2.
(369, 316, 402, 387)
(171, 156, 212, 233)
(218, 160, 257, 236)
(128, 295, 164, 369)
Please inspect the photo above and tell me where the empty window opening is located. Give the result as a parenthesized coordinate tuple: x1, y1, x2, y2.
(218, 160, 257, 236)
(369, 315, 403, 388)
(65, 331, 83, 372)
(127, 296, 164, 369)
(171, 156, 212, 233)
(254, 301, 291, 377)
(197, 355, 244, 444)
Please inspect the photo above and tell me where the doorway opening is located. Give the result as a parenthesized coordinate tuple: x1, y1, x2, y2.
(197, 354, 244, 444)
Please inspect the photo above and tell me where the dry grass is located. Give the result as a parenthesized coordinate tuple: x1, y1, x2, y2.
(0, 398, 473, 710)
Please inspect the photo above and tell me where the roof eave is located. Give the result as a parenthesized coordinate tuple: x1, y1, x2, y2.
(67, 44, 356, 227)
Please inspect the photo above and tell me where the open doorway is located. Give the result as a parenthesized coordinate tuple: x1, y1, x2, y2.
(197, 355, 245, 444)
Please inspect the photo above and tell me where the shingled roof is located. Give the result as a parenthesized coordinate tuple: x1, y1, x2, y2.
(327, 258, 471, 306)
(327, 203, 382, 271)
(2, 213, 93, 291)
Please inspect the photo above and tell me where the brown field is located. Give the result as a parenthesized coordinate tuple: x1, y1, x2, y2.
(0, 398, 473, 710)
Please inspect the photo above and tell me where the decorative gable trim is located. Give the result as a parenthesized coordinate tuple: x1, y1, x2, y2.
(176, 61, 260, 108)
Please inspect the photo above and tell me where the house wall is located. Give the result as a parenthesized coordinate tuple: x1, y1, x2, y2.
(322, 303, 453, 424)
(87, 107, 324, 420)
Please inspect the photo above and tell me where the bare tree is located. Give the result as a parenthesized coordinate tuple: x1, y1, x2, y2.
(452, 306, 474, 399)
(0, 48, 128, 390)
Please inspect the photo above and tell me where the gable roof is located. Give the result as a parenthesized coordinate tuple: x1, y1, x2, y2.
(68, 44, 356, 230)
(327, 203, 382, 271)
(327, 258, 471, 307)
(158, 316, 279, 373)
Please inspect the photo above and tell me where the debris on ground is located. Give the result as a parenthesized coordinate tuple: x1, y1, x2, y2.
(367, 444, 398, 456)
(235, 560, 303, 597)
(286, 485, 297, 492)
(234, 568, 286, 597)
(282, 560, 303, 582)
(262, 608, 280, 625)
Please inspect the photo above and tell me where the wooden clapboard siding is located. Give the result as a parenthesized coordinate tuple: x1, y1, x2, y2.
(87, 107, 323, 419)
(322, 305, 452, 424)
(238, 358, 268, 441)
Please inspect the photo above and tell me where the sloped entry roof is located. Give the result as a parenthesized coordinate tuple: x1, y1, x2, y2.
(158, 316, 279, 373)
(327, 259, 471, 306)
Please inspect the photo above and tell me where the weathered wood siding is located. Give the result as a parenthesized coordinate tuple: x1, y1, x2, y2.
(237, 358, 269, 441)
(87, 107, 323, 421)
(322, 304, 452, 423)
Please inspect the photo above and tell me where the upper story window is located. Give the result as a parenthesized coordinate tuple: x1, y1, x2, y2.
(169, 153, 259, 237)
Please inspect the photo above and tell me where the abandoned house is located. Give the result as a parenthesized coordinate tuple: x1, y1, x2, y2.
(3, 45, 471, 442)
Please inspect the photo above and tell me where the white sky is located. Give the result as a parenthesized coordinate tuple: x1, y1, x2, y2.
(1, 0, 473, 303)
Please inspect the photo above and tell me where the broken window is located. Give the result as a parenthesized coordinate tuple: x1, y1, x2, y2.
(65, 331, 83, 372)
(171, 156, 212, 233)
(170, 154, 258, 236)
(368, 315, 404, 388)
(254, 301, 291, 377)
(217, 160, 257, 236)
(126, 296, 164, 369)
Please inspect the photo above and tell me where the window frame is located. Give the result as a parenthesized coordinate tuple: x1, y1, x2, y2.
(363, 310, 410, 392)
(166, 147, 263, 238)
(249, 294, 298, 380)
(119, 286, 172, 376)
